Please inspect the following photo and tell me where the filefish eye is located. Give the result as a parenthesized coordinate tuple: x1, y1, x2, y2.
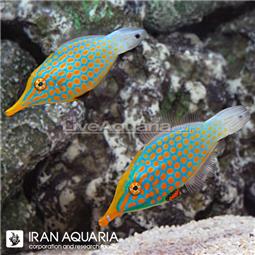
(135, 34, 140, 39)
(34, 78, 47, 91)
(129, 182, 141, 195)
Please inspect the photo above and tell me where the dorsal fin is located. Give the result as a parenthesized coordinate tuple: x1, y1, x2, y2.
(138, 131, 160, 145)
(160, 112, 202, 127)
(137, 112, 203, 145)
(136, 120, 164, 144)
(185, 151, 218, 193)
(70, 35, 105, 41)
(58, 34, 105, 50)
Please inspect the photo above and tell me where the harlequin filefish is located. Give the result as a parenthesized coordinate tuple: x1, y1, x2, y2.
(5, 28, 146, 116)
(99, 106, 250, 227)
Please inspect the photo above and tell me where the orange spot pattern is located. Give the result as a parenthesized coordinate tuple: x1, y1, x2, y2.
(122, 123, 214, 210)
(29, 37, 117, 105)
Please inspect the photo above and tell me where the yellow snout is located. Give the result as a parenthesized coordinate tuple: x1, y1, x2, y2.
(5, 99, 26, 117)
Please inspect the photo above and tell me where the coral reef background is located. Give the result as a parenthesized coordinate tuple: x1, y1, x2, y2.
(1, 1, 255, 254)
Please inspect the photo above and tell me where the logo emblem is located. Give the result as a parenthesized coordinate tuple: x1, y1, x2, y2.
(6, 230, 24, 248)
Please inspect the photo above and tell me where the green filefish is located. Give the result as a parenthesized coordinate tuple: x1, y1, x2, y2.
(99, 106, 250, 227)
(5, 28, 146, 116)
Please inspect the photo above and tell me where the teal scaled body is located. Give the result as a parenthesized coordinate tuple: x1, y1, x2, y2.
(99, 106, 250, 227)
(123, 121, 222, 211)
(5, 28, 146, 116)
(23, 36, 118, 104)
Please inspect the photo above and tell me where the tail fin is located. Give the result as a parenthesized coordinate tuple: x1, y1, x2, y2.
(206, 106, 250, 138)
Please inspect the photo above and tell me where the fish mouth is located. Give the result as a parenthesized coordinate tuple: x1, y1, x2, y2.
(5, 100, 26, 117)
(98, 208, 123, 228)
(98, 164, 132, 228)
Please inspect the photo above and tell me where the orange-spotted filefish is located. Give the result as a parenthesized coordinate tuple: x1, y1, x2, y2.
(99, 106, 250, 227)
(5, 28, 146, 116)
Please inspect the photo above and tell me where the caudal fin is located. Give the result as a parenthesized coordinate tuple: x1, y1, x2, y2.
(206, 106, 250, 138)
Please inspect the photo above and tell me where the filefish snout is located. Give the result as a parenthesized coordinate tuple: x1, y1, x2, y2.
(5, 71, 37, 116)
(98, 157, 164, 227)
(98, 169, 164, 228)
(4, 69, 51, 116)
(99, 167, 134, 227)
(98, 206, 123, 228)
(98, 183, 125, 227)
(5, 94, 26, 117)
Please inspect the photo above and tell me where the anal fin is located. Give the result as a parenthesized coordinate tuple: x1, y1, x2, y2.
(214, 140, 225, 156)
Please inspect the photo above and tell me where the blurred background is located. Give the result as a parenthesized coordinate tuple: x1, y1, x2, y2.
(1, 0, 255, 254)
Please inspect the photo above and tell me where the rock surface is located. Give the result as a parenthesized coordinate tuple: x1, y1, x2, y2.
(143, 1, 239, 33)
(1, 1, 255, 254)
(0, 39, 86, 251)
(1, 1, 142, 55)
(91, 215, 255, 255)
(1, 40, 86, 202)
(93, 216, 255, 255)
(22, 216, 255, 255)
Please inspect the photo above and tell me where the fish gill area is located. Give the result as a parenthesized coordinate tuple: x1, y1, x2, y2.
(1, 1, 255, 254)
